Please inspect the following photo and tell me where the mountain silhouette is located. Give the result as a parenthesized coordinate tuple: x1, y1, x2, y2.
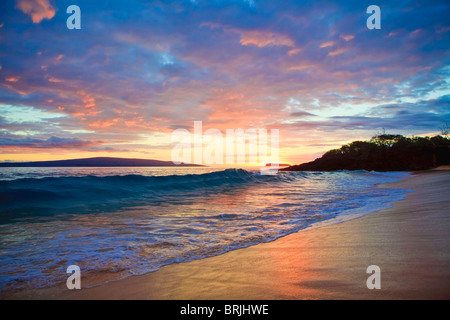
(0, 157, 203, 167)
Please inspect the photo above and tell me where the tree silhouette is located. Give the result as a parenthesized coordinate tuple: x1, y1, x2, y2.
(440, 123, 450, 139)
(283, 133, 450, 172)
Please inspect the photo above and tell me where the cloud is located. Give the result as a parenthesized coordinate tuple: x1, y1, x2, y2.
(15, 0, 56, 24)
(48, 77, 63, 83)
(201, 22, 296, 48)
(341, 34, 354, 41)
(0, 135, 100, 149)
(1, 0, 449, 161)
(319, 41, 335, 48)
(5, 77, 19, 83)
(327, 47, 347, 56)
(289, 111, 317, 118)
(285, 95, 450, 134)
(288, 65, 314, 71)
(238, 30, 295, 48)
(288, 48, 302, 56)
(1, 104, 65, 124)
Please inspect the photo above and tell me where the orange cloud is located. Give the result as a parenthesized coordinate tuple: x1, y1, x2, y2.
(89, 119, 120, 128)
(15, 0, 56, 24)
(201, 23, 296, 49)
(77, 90, 96, 109)
(83, 96, 95, 109)
(48, 77, 63, 83)
(6, 77, 19, 82)
(239, 30, 294, 48)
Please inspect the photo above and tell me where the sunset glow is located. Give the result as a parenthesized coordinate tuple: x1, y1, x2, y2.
(1, 0, 449, 164)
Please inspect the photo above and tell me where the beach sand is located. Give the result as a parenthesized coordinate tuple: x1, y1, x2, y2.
(4, 168, 450, 300)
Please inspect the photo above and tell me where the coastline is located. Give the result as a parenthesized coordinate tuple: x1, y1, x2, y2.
(3, 168, 450, 299)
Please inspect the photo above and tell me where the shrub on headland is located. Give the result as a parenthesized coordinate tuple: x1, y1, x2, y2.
(283, 134, 450, 171)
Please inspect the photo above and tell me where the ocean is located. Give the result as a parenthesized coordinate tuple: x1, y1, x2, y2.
(0, 167, 411, 292)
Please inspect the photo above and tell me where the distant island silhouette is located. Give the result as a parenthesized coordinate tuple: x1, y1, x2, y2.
(0, 157, 203, 167)
(282, 134, 450, 172)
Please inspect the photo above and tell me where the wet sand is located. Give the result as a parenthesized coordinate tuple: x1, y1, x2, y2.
(4, 168, 450, 299)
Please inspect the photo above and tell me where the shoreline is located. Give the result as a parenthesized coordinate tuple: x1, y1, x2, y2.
(3, 168, 450, 299)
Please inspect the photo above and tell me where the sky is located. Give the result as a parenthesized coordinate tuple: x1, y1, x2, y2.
(0, 0, 449, 165)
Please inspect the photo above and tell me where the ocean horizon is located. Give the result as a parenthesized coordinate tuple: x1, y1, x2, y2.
(0, 167, 411, 292)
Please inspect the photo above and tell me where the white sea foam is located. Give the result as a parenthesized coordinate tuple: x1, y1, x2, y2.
(0, 168, 411, 291)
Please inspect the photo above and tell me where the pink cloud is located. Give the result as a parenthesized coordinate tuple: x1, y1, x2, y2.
(409, 29, 423, 37)
(328, 47, 347, 56)
(436, 26, 450, 34)
(341, 34, 355, 41)
(16, 0, 56, 24)
(288, 65, 314, 71)
(319, 41, 335, 48)
(288, 48, 302, 56)
(48, 77, 63, 83)
(202, 23, 296, 49)
(239, 30, 295, 48)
